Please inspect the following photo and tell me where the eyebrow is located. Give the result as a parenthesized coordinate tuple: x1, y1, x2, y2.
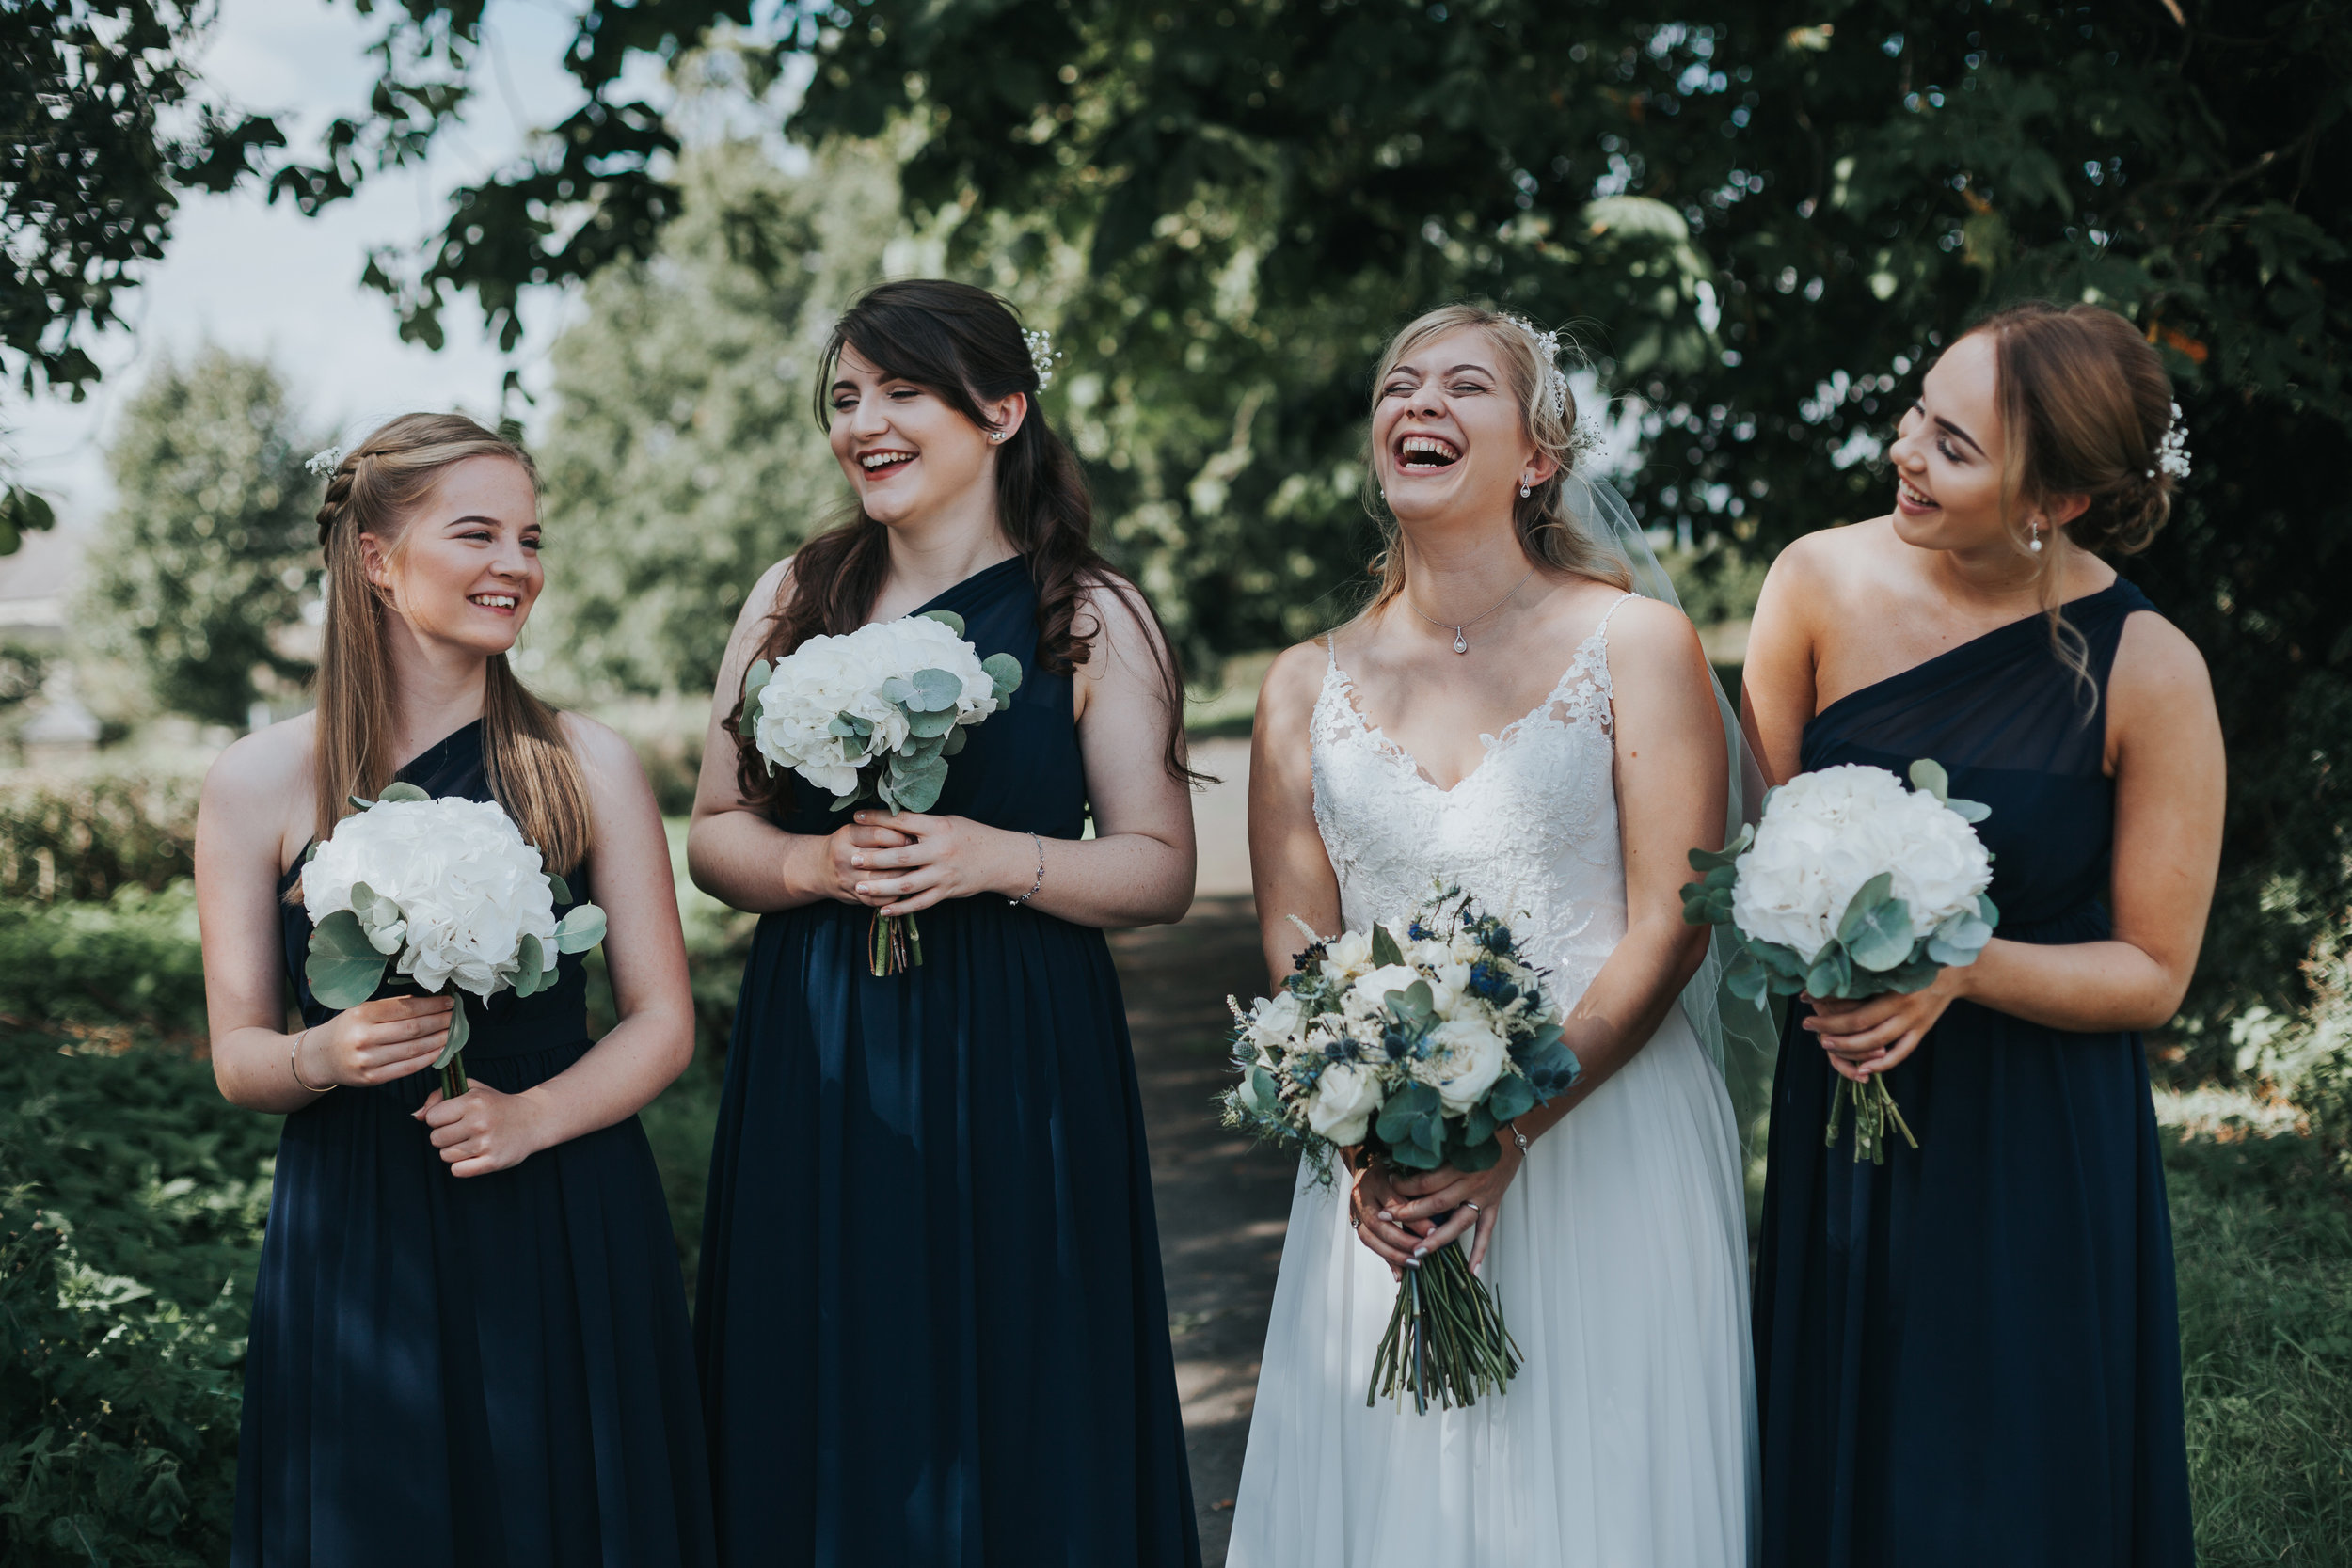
(1915, 401, 1985, 456)
(1391, 362, 1495, 381)
(448, 515, 522, 529)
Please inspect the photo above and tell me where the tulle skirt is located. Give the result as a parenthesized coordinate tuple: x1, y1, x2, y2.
(1228, 1007, 1757, 1568)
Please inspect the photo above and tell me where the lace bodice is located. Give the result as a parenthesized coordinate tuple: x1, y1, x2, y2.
(1311, 594, 1633, 1003)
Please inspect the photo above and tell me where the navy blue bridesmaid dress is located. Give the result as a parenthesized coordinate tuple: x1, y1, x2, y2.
(237, 720, 715, 1568)
(695, 556, 1200, 1568)
(1753, 579, 2196, 1566)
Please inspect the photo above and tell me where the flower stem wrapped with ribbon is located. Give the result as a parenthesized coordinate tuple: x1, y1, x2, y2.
(740, 609, 1022, 975)
(1681, 759, 1999, 1163)
(300, 784, 607, 1101)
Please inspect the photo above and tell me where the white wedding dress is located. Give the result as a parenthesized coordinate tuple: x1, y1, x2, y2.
(1228, 594, 1757, 1568)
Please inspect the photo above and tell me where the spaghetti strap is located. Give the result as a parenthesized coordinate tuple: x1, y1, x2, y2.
(1324, 632, 1339, 671)
(1594, 590, 1637, 641)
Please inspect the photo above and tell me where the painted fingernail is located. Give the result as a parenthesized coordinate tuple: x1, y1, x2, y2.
(851, 855, 864, 867)
(1412, 1246, 1427, 1259)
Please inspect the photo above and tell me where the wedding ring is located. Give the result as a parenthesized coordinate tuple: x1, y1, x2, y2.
(1464, 1202, 1481, 1214)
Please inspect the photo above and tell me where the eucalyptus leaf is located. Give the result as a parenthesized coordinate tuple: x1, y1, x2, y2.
(1836, 873, 1897, 942)
(378, 783, 429, 803)
(433, 998, 469, 1069)
(1370, 923, 1405, 969)
(514, 932, 548, 998)
(1806, 946, 1852, 999)
(547, 873, 572, 907)
(1462, 1103, 1497, 1146)
(306, 911, 389, 1009)
(1246, 1066, 1281, 1117)
(880, 674, 916, 705)
(1448, 1133, 1502, 1172)
(741, 657, 772, 710)
(1943, 796, 1992, 824)
(828, 714, 863, 738)
(1844, 894, 1916, 973)
(349, 881, 382, 918)
(906, 705, 959, 739)
(1375, 1081, 1439, 1144)
(1726, 951, 1772, 1004)
(894, 769, 946, 813)
(981, 651, 1025, 700)
(1385, 1140, 1442, 1171)
(1908, 757, 1951, 802)
(942, 726, 968, 757)
(909, 667, 962, 711)
(555, 903, 607, 954)
(1977, 892, 2001, 927)
(919, 609, 966, 637)
(1486, 1073, 1536, 1123)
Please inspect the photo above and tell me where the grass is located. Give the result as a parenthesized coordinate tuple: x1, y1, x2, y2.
(2160, 1089, 2352, 1566)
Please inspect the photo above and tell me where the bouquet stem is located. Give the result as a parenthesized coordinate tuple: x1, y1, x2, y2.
(867, 911, 924, 977)
(1826, 1072, 1917, 1164)
(1366, 1240, 1521, 1413)
(440, 1056, 469, 1100)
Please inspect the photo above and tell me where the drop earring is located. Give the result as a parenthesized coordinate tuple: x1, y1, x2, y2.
(2028, 521, 2044, 554)
(1518, 478, 1533, 499)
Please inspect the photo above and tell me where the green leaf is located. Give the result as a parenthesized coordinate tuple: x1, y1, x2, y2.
(1944, 796, 1992, 824)
(918, 609, 966, 637)
(513, 932, 548, 998)
(1685, 823, 1753, 873)
(942, 726, 969, 757)
(1385, 978, 1435, 1027)
(378, 783, 429, 803)
(1384, 1139, 1442, 1171)
(348, 880, 382, 918)
(554, 902, 607, 954)
(1806, 946, 1853, 999)
(1908, 758, 1951, 802)
(433, 997, 469, 1069)
(909, 667, 962, 711)
(1486, 1073, 1535, 1123)
(741, 657, 772, 711)
(906, 705, 959, 738)
(1375, 1081, 1439, 1144)
(1977, 892, 2001, 928)
(1461, 1103, 1497, 1146)
(981, 651, 1025, 700)
(547, 872, 572, 907)
(1245, 1065, 1281, 1117)
(880, 674, 916, 706)
(306, 911, 389, 1009)
(893, 767, 946, 813)
(1370, 922, 1405, 969)
(1840, 888, 1916, 973)
(828, 714, 863, 737)
(1447, 1133, 1502, 1172)
(1726, 948, 1771, 1004)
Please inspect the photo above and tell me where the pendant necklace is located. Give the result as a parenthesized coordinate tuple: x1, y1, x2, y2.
(1407, 568, 1534, 654)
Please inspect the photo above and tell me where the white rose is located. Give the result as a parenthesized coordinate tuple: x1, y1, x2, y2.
(1415, 1017, 1508, 1113)
(1307, 1059, 1382, 1146)
(1248, 990, 1304, 1056)
(1348, 963, 1422, 1013)
(1322, 927, 1374, 984)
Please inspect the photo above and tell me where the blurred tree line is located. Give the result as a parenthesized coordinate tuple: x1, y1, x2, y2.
(33, 0, 2352, 1052)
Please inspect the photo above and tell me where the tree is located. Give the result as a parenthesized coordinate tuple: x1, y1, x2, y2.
(0, 0, 282, 550)
(78, 350, 317, 729)
(530, 138, 900, 700)
(307, 0, 2352, 1035)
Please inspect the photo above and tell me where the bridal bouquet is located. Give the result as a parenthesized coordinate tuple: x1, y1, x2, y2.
(1681, 759, 1998, 1162)
(1223, 885, 1581, 1413)
(301, 784, 607, 1100)
(741, 609, 1023, 975)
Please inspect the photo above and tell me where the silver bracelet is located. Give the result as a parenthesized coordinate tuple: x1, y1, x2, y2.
(1008, 832, 1044, 906)
(290, 1029, 335, 1095)
(1508, 1121, 1530, 1156)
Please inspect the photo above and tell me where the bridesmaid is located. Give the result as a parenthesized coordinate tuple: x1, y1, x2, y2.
(196, 414, 715, 1566)
(1742, 302, 2222, 1566)
(687, 280, 1202, 1567)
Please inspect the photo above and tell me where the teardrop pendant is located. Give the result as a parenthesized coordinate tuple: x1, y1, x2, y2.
(1454, 630, 1469, 655)
(2029, 535, 2043, 553)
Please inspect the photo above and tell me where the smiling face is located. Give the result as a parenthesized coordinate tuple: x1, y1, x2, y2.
(827, 343, 1023, 528)
(1370, 326, 1553, 527)
(360, 454, 542, 658)
(1888, 330, 2037, 554)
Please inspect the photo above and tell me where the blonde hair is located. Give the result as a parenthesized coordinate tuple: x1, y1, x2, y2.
(309, 413, 591, 875)
(1362, 303, 1632, 612)
(1963, 301, 2179, 688)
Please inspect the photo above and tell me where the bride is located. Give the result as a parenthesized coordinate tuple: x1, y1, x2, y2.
(1228, 305, 1757, 1567)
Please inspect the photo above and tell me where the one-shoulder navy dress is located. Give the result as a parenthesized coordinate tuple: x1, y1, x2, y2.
(694, 557, 1200, 1568)
(1753, 579, 2195, 1566)
(237, 721, 715, 1568)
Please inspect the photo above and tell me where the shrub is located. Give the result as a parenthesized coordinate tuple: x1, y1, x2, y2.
(0, 1030, 278, 1565)
(0, 770, 200, 903)
(0, 882, 209, 1038)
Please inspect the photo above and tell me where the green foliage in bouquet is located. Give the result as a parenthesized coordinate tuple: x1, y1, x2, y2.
(740, 610, 1024, 816)
(1682, 760, 1998, 1011)
(302, 784, 607, 1097)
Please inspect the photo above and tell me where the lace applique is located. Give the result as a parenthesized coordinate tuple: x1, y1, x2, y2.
(1310, 596, 1634, 1003)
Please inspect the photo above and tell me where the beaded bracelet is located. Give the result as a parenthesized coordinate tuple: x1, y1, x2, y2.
(1008, 831, 1044, 906)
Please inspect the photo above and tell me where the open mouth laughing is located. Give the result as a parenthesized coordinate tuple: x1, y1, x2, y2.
(859, 449, 916, 478)
(1396, 433, 1462, 471)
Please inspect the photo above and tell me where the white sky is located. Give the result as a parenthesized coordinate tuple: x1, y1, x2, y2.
(6, 0, 604, 531)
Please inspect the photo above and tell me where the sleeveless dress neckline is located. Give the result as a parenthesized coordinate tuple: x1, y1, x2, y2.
(1812, 578, 2134, 732)
(277, 718, 491, 886)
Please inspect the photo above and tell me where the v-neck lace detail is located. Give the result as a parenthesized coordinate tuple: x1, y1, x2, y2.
(1308, 594, 1632, 999)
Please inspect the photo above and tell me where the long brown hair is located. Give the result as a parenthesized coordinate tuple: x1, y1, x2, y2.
(1963, 300, 2180, 686)
(309, 413, 592, 875)
(723, 279, 1195, 806)
(1362, 303, 1633, 613)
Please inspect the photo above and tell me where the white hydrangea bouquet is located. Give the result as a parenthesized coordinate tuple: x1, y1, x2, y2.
(1681, 760, 1998, 1162)
(1223, 885, 1581, 1413)
(740, 609, 1023, 975)
(301, 784, 608, 1100)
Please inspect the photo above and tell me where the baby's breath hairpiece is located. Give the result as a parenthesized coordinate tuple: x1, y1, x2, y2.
(1502, 314, 1571, 421)
(2152, 401, 2191, 481)
(1023, 327, 1062, 391)
(304, 445, 344, 478)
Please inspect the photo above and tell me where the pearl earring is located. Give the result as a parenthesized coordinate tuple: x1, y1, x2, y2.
(2028, 521, 2044, 554)
(1518, 480, 1532, 499)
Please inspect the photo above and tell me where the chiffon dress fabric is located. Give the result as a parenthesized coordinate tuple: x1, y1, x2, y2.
(1229, 594, 1758, 1568)
(237, 721, 715, 1568)
(1752, 578, 2196, 1567)
(693, 556, 1200, 1568)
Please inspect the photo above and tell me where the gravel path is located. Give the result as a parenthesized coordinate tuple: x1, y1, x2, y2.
(1109, 895, 1297, 1568)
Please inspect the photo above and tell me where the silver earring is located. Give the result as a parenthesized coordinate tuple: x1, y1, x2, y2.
(1518, 481, 1532, 499)
(987, 430, 1008, 444)
(2028, 522, 2044, 554)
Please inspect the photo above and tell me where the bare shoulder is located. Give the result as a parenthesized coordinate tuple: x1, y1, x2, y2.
(557, 710, 647, 780)
(1257, 636, 1331, 726)
(733, 556, 795, 638)
(204, 710, 312, 803)
(1597, 591, 1706, 673)
(2110, 608, 2215, 711)
(1073, 568, 1170, 665)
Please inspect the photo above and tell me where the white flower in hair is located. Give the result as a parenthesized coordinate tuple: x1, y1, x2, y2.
(2153, 401, 2191, 481)
(1023, 327, 1061, 391)
(305, 445, 344, 478)
(1503, 314, 1571, 420)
